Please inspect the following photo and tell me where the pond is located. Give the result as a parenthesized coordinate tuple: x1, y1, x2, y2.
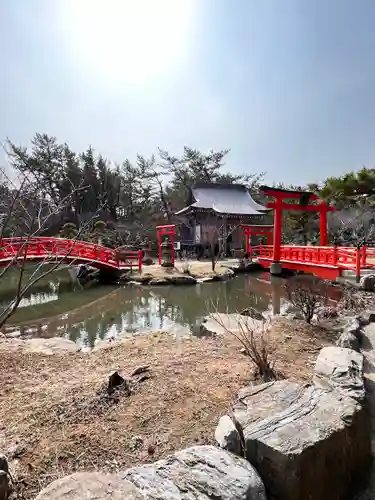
(1, 271, 343, 348)
(1, 272, 294, 346)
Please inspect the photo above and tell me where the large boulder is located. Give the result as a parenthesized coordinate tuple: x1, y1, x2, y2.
(336, 331, 360, 351)
(121, 445, 266, 500)
(200, 313, 262, 337)
(360, 274, 375, 292)
(35, 446, 266, 500)
(35, 472, 143, 500)
(314, 346, 365, 402)
(230, 348, 370, 500)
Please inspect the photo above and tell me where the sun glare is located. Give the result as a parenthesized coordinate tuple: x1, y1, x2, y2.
(60, 0, 195, 84)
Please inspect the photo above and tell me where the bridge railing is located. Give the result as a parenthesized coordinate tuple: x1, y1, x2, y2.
(251, 244, 375, 274)
(0, 238, 143, 272)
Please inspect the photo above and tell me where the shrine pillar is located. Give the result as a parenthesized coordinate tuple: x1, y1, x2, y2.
(271, 197, 283, 275)
(319, 201, 328, 246)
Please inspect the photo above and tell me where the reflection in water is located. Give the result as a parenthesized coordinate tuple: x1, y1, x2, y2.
(18, 291, 59, 308)
(2, 272, 334, 348)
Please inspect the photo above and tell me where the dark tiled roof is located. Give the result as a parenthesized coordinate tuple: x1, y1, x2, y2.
(175, 183, 268, 216)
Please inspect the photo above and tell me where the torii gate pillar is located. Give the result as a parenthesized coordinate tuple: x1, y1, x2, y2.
(260, 186, 335, 275)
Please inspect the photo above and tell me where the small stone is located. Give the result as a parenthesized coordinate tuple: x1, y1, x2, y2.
(215, 415, 242, 456)
(7, 443, 26, 459)
(147, 444, 155, 455)
(129, 436, 144, 451)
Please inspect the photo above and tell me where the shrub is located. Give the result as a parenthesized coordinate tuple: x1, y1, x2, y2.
(286, 275, 328, 324)
(212, 314, 277, 382)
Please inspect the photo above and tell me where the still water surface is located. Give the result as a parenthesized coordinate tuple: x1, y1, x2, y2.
(1, 272, 293, 347)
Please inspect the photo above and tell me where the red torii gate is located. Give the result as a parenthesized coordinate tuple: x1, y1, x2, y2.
(240, 225, 273, 258)
(260, 186, 335, 275)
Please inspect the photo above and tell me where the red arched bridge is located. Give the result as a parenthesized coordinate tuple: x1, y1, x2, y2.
(0, 237, 143, 273)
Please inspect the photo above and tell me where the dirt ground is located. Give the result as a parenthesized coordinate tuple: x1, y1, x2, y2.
(0, 318, 334, 499)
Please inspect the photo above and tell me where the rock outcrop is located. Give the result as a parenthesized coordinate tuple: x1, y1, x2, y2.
(35, 446, 266, 500)
(200, 313, 262, 337)
(216, 346, 371, 500)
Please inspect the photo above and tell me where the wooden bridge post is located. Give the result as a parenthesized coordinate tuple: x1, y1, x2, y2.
(356, 247, 361, 283)
(270, 198, 283, 275)
(319, 201, 328, 246)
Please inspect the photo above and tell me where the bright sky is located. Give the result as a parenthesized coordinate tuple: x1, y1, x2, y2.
(1, 0, 375, 184)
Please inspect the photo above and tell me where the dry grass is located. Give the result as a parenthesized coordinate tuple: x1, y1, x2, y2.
(0, 321, 333, 499)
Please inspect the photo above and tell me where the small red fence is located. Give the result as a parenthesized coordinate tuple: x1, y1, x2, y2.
(0, 237, 143, 273)
(252, 244, 375, 279)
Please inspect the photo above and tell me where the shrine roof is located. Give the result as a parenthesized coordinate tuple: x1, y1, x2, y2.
(175, 182, 269, 216)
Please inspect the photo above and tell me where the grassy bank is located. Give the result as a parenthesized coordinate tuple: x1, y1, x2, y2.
(0, 319, 333, 499)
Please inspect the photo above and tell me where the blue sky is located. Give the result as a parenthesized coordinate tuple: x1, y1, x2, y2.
(1, 0, 375, 184)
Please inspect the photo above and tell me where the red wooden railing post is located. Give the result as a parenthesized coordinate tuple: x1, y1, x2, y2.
(332, 245, 337, 266)
(138, 251, 142, 272)
(356, 247, 361, 283)
(362, 245, 367, 267)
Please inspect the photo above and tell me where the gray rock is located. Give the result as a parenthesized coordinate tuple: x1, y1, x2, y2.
(24, 337, 79, 355)
(240, 308, 264, 321)
(279, 303, 304, 320)
(166, 275, 197, 285)
(232, 379, 370, 500)
(360, 274, 375, 292)
(148, 278, 169, 286)
(215, 415, 243, 456)
(142, 257, 154, 266)
(0, 456, 8, 474)
(200, 313, 263, 337)
(344, 317, 362, 337)
(316, 305, 338, 320)
(35, 472, 143, 500)
(336, 331, 360, 351)
(122, 445, 266, 500)
(359, 310, 375, 325)
(0, 470, 10, 500)
(314, 346, 365, 402)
